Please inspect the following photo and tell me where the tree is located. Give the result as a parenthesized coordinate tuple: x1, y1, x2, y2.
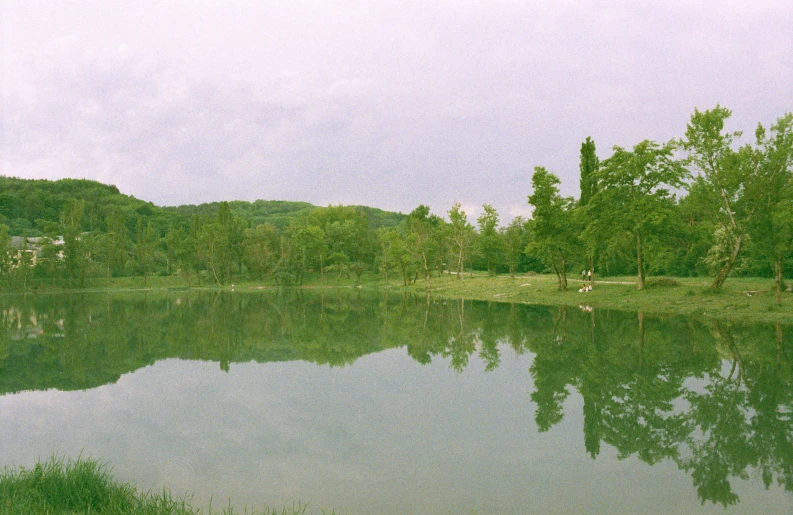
(293, 225, 327, 282)
(681, 106, 759, 289)
(579, 136, 599, 207)
(502, 216, 528, 278)
(105, 210, 128, 276)
(61, 199, 86, 288)
(197, 222, 229, 285)
(527, 167, 579, 291)
(447, 202, 475, 280)
(585, 140, 688, 290)
(406, 205, 440, 289)
(134, 218, 159, 285)
(379, 227, 415, 285)
(243, 223, 279, 281)
(0, 224, 10, 286)
(216, 201, 244, 282)
(579, 137, 600, 282)
(477, 204, 503, 275)
(745, 113, 793, 304)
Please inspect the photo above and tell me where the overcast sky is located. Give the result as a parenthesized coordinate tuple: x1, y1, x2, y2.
(2, 1, 791, 222)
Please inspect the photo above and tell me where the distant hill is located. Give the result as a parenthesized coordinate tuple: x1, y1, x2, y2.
(166, 200, 406, 230)
(164, 200, 315, 230)
(0, 176, 407, 235)
(0, 176, 182, 236)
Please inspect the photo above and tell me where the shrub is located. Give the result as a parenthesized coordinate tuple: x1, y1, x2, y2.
(645, 277, 680, 288)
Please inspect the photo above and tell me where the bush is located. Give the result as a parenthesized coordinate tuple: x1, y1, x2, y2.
(645, 277, 680, 288)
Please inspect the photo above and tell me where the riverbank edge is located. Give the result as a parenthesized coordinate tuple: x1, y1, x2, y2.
(1, 273, 791, 324)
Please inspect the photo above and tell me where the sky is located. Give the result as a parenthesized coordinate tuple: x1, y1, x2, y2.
(2, 1, 792, 223)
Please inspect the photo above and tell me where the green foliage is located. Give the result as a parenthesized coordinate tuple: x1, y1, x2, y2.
(446, 202, 475, 278)
(527, 167, 579, 290)
(584, 139, 688, 289)
(166, 200, 405, 231)
(476, 204, 503, 275)
(579, 136, 599, 206)
(681, 106, 756, 289)
(406, 204, 445, 288)
(0, 456, 313, 514)
(645, 277, 681, 288)
(501, 216, 528, 278)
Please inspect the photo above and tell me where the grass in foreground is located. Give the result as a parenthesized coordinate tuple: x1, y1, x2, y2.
(0, 457, 318, 515)
(384, 273, 793, 324)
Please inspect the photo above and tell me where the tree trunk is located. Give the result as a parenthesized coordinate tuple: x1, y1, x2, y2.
(711, 234, 743, 290)
(589, 255, 594, 287)
(559, 256, 567, 292)
(774, 262, 782, 304)
(422, 251, 431, 289)
(551, 261, 561, 290)
(636, 231, 645, 290)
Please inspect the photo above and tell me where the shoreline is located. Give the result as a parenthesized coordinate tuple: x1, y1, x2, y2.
(2, 273, 791, 324)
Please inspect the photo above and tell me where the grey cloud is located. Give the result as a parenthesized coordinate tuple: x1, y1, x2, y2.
(1, 1, 791, 220)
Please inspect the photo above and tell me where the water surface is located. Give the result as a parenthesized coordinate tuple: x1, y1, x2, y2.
(1, 291, 791, 514)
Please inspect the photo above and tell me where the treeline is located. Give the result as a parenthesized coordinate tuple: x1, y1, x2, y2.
(530, 106, 793, 301)
(0, 106, 791, 296)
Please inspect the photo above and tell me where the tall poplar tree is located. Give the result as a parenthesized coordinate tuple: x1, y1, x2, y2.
(579, 136, 599, 206)
(579, 136, 600, 283)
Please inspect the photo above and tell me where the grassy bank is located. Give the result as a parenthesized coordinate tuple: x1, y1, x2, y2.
(3, 272, 791, 324)
(0, 457, 316, 515)
(382, 273, 793, 324)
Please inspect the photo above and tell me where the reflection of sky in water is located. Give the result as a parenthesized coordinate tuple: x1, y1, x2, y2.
(2, 346, 791, 514)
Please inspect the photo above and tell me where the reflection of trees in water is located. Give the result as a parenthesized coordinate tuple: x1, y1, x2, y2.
(528, 308, 793, 507)
(0, 292, 792, 505)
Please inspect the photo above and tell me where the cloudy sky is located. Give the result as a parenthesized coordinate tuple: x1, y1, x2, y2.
(2, 1, 791, 222)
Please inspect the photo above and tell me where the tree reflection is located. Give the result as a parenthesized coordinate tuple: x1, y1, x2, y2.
(0, 291, 791, 505)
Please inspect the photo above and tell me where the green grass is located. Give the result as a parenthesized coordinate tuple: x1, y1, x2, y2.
(0, 457, 322, 515)
(379, 273, 793, 324)
(5, 270, 792, 324)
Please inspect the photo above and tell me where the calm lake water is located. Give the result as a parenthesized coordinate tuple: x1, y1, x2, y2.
(1, 290, 792, 514)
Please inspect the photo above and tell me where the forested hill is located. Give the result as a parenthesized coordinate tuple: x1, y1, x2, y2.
(165, 200, 406, 230)
(0, 176, 406, 236)
(0, 176, 181, 236)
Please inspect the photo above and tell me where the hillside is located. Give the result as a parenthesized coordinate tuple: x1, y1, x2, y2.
(166, 200, 406, 230)
(0, 176, 183, 236)
(0, 176, 407, 235)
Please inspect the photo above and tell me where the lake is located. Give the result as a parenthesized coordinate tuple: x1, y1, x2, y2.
(1, 290, 792, 514)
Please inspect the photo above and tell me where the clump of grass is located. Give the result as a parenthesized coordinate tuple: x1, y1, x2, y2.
(0, 457, 313, 515)
(645, 277, 680, 288)
(0, 456, 143, 514)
